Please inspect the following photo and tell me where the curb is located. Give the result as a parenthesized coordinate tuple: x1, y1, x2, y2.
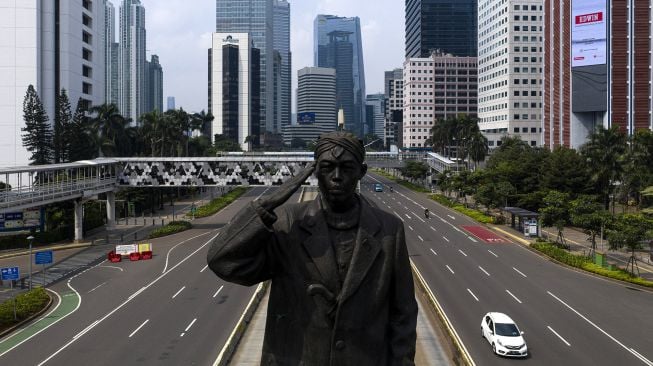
(212, 281, 269, 366)
(0, 289, 54, 339)
(411, 261, 475, 366)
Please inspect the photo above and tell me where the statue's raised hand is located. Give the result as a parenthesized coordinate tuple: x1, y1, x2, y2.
(258, 162, 316, 212)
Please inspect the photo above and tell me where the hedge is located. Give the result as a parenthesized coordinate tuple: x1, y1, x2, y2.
(0, 288, 50, 331)
(531, 242, 653, 288)
(429, 194, 494, 224)
(148, 221, 192, 239)
(188, 187, 249, 219)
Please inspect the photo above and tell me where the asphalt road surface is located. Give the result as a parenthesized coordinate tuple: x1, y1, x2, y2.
(0, 187, 273, 366)
(362, 173, 653, 366)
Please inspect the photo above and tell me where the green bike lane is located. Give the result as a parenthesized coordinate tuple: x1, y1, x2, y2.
(0, 285, 80, 357)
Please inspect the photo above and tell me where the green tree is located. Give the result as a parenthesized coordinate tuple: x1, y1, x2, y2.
(540, 146, 590, 195)
(401, 161, 429, 182)
(467, 130, 489, 169)
(212, 134, 242, 152)
(21, 85, 53, 165)
(53, 89, 73, 163)
(89, 103, 129, 157)
(621, 130, 653, 208)
(67, 98, 96, 161)
(580, 125, 627, 211)
(607, 214, 653, 275)
(539, 190, 571, 246)
(569, 195, 612, 257)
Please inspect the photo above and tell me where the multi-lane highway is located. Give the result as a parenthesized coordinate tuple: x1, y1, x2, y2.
(362, 173, 653, 366)
(2, 175, 653, 366)
(0, 187, 273, 366)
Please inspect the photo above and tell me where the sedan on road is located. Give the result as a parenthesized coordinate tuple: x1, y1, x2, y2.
(481, 312, 528, 358)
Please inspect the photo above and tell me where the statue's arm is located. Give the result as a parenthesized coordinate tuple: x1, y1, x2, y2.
(206, 200, 281, 286)
(389, 223, 418, 365)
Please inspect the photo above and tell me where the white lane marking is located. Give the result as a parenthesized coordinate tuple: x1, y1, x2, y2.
(446, 265, 455, 274)
(411, 211, 426, 223)
(506, 289, 523, 304)
(128, 287, 146, 300)
(391, 197, 396, 201)
(442, 236, 450, 242)
(99, 265, 123, 272)
(255, 187, 271, 200)
(430, 226, 437, 232)
(513, 267, 527, 278)
(467, 289, 479, 302)
(404, 206, 410, 210)
(387, 205, 392, 209)
(448, 215, 456, 220)
(87, 281, 107, 293)
(478, 266, 490, 276)
(547, 326, 571, 346)
(488, 250, 499, 258)
(162, 230, 214, 274)
(213, 285, 224, 298)
(458, 249, 468, 257)
(382, 201, 386, 204)
(172, 286, 186, 299)
(0, 260, 108, 358)
(468, 236, 478, 243)
(73, 320, 100, 340)
(184, 318, 197, 332)
(440, 217, 448, 223)
(393, 211, 405, 222)
(418, 235, 424, 242)
(430, 249, 438, 256)
(405, 214, 412, 219)
(408, 225, 414, 231)
(548, 291, 653, 366)
(200, 265, 208, 273)
(129, 319, 150, 338)
(37, 231, 221, 366)
(180, 332, 186, 337)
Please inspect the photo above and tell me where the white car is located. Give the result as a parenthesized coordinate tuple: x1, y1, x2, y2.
(481, 312, 528, 357)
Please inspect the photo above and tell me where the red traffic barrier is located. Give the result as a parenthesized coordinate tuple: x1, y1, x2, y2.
(107, 250, 116, 260)
(109, 253, 122, 263)
(129, 252, 141, 261)
(141, 251, 153, 260)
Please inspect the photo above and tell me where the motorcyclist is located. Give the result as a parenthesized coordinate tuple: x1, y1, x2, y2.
(424, 208, 430, 219)
(389, 186, 393, 192)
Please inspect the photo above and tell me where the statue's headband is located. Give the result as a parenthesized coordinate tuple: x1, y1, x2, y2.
(314, 132, 365, 164)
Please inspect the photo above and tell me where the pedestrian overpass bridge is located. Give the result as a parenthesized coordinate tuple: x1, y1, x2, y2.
(1, 151, 458, 240)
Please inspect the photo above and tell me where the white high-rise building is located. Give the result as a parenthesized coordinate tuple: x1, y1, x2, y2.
(384, 68, 403, 147)
(403, 53, 478, 149)
(0, 0, 106, 168)
(477, 0, 544, 148)
(105, 1, 117, 105)
(283, 67, 336, 146)
(119, 0, 146, 123)
(211, 33, 261, 151)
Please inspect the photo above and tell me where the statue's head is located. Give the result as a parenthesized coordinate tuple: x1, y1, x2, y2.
(314, 131, 367, 212)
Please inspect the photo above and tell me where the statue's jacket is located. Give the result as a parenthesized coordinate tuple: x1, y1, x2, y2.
(207, 196, 418, 366)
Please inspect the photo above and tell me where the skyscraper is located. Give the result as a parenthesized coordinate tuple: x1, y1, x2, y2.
(478, 0, 543, 149)
(167, 96, 176, 111)
(216, 0, 274, 137)
(0, 0, 106, 167)
(384, 68, 404, 147)
(211, 33, 261, 150)
(119, 0, 146, 123)
(366, 94, 386, 138)
(405, 0, 478, 58)
(314, 15, 366, 138)
(105, 1, 118, 105)
(273, 0, 291, 135)
(283, 67, 337, 146)
(145, 55, 163, 113)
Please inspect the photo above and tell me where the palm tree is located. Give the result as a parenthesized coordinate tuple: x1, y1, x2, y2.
(467, 130, 489, 170)
(89, 103, 129, 157)
(580, 125, 627, 211)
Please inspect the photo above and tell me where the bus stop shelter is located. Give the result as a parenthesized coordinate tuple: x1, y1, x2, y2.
(503, 207, 540, 237)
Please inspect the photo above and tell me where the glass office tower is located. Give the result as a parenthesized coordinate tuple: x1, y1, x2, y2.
(216, 0, 273, 135)
(314, 15, 366, 138)
(405, 0, 477, 58)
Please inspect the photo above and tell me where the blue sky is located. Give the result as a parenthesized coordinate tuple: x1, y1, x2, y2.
(140, 0, 404, 113)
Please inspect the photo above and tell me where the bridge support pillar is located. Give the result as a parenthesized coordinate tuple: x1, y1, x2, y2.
(106, 191, 116, 227)
(74, 199, 83, 242)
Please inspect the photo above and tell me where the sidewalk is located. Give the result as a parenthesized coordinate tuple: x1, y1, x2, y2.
(494, 223, 653, 281)
(0, 187, 228, 301)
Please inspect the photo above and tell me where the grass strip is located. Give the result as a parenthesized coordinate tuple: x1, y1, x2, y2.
(149, 221, 193, 239)
(0, 288, 49, 332)
(531, 242, 653, 288)
(189, 187, 249, 218)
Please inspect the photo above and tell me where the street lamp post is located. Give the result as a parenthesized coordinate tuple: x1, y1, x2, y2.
(27, 235, 34, 290)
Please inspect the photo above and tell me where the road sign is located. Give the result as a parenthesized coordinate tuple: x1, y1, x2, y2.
(1, 267, 20, 281)
(35, 250, 53, 265)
